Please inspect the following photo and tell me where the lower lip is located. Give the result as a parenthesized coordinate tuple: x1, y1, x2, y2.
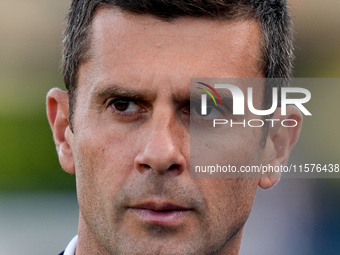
(131, 209, 190, 225)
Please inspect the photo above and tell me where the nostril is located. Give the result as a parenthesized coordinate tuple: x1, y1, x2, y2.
(141, 164, 151, 171)
(169, 164, 179, 171)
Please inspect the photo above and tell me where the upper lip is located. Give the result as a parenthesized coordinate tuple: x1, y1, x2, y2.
(130, 202, 190, 211)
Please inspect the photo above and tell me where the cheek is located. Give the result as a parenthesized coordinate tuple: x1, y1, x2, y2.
(197, 178, 258, 212)
(192, 127, 263, 169)
(195, 178, 258, 238)
(72, 126, 139, 210)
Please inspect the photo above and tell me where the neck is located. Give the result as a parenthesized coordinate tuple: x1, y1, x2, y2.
(76, 213, 111, 255)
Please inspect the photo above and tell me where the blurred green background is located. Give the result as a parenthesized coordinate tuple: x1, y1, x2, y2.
(0, 0, 73, 190)
(0, 0, 339, 191)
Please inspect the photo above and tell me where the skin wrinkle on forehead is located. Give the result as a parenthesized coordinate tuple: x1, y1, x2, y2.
(87, 8, 264, 77)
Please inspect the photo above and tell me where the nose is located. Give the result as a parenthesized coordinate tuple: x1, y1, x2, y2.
(134, 115, 187, 176)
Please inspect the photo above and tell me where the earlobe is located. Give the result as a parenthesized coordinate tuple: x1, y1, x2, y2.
(258, 174, 280, 189)
(46, 88, 75, 174)
(259, 106, 302, 189)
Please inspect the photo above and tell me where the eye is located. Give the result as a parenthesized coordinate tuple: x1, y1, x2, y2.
(109, 98, 140, 113)
(190, 101, 224, 118)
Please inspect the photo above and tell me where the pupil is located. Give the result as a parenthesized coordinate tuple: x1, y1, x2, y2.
(114, 100, 129, 111)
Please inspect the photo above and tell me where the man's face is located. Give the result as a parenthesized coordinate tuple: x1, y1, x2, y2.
(65, 8, 271, 255)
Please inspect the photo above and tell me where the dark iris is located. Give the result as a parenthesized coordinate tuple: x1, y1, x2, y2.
(112, 99, 130, 111)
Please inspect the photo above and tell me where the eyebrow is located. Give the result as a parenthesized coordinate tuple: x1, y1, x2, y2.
(216, 91, 234, 106)
(91, 84, 156, 104)
(190, 89, 234, 105)
(92, 82, 193, 107)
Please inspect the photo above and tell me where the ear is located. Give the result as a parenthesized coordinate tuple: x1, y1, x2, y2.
(46, 88, 75, 174)
(259, 106, 302, 189)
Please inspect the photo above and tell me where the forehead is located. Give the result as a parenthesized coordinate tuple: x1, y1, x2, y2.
(78, 8, 263, 98)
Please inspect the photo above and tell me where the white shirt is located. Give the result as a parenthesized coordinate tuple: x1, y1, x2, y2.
(64, 235, 78, 255)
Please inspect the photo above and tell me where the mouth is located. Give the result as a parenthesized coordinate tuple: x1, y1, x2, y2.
(129, 202, 191, 225)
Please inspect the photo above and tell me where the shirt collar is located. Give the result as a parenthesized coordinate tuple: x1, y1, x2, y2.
(64, 235, 78, 255)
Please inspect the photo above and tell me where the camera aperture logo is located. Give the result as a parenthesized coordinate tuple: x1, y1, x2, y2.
(196, 82, 312, 128)
(196, 82, 223, 115)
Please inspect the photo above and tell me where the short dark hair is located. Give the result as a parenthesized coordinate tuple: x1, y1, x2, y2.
(62, 0, 294, 126)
